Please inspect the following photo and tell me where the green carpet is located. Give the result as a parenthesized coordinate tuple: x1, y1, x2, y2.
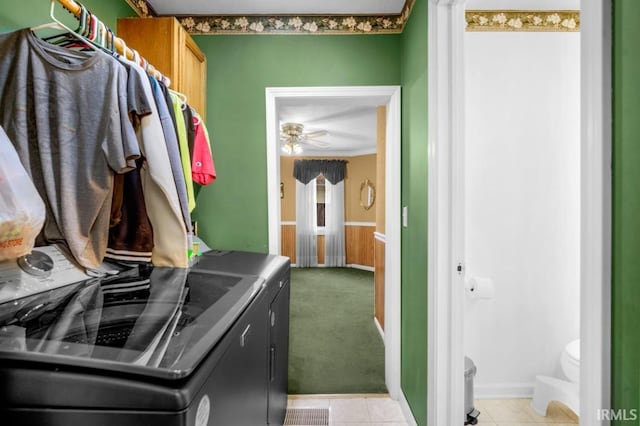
(288, 267, 387, 394)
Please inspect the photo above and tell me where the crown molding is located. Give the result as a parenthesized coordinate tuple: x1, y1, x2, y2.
(125, 0, 416, 35)
(466, 10, 580, 32)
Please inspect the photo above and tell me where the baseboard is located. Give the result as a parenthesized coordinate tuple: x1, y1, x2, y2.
(398, 390, 418, 426)
(475, 382, 535, 399)
(348, 264, 375, 272)
(280, 222, 375, 227)
(288, 393, 390, 399)
(291, 264, 374, 272)
(374, 317, 384, 340)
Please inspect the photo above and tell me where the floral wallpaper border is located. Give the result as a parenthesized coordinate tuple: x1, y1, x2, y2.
(124, 0, 152, 18)
(124, 0, 416, 35)
(466, 10, 580, 32)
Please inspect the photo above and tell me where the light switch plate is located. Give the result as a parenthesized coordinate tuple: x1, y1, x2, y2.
(402, 206, 408, 228)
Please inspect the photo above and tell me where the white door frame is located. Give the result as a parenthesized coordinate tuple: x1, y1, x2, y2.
(427, 1, 467, 424)
(265, 86, 403, 399)
(426, 1, 612, 425)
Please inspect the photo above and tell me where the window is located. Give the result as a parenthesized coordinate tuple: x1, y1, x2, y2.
(316, 175, 325, 228)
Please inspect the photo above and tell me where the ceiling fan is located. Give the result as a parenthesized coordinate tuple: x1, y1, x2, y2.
(280, 122, 329, 155)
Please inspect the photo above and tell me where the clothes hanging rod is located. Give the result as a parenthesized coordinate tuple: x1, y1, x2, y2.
(55, 0, 171, 87)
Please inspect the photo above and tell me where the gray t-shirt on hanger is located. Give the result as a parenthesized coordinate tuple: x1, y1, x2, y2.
(0, 29, 140, 270)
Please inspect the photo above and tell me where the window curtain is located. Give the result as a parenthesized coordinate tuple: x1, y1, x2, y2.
(324, 178, 345, 267)
(295, 178, 317, 267)
(293, 159, 346, 184)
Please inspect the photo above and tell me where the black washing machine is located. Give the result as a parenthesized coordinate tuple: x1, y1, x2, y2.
(0, 246, 290, 426)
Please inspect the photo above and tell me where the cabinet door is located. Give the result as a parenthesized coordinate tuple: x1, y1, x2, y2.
(207, 292, 269, 426)
(268, 278, 290, 425)
(116, 17, 180, 83)
(180, 34, 207, 118)
(117, 17, 207, 117)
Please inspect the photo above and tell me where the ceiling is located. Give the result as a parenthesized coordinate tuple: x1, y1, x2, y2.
(146, 0, 407, 16)
(277, 96, 388, 157)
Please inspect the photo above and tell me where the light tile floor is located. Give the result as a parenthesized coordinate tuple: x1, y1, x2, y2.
(288, 395, 408, 425)
(287, 396, 578, 426)
(474, 399, 579, 425)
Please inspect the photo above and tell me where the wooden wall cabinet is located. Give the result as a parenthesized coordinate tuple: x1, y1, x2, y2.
(117, 17, 207, 117)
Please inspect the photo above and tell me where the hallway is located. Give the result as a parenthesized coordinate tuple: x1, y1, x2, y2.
(288, 268, 386, 394)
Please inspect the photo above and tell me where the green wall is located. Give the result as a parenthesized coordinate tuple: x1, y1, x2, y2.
(612, 0, 640, 424)
(400, 0, 428, 424)
(0, 0, 134, 33)
(191, 34, 401, 251)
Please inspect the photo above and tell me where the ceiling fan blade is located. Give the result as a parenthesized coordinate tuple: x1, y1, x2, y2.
(302, 139, 330, 148)
(302, 130, 328, 139)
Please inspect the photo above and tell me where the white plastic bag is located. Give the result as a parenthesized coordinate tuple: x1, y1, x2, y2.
(0, 126, 46, 260)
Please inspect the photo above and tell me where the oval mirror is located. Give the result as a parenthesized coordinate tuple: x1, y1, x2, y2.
(359, 179, 376, 210)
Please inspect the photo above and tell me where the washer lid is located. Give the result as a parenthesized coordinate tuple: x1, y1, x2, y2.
(0, 265, 263, 380)
(565, 339, 580, 361)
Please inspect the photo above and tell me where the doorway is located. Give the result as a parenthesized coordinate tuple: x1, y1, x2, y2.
(265, 86, 402, 398)
(463, 11, 580, 423)
(426, 1, 611, 425)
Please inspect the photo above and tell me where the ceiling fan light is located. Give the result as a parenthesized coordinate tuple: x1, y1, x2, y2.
(293, 144, 303, 154)
(282, 143, 292, 155)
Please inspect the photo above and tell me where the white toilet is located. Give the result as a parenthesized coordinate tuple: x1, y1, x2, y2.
(531, 339, 580, 417)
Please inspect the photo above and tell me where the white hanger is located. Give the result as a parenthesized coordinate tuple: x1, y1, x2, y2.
(169, 89, 188, 109)
(192, 112, 202, 126)
(31, 0, 99, 53)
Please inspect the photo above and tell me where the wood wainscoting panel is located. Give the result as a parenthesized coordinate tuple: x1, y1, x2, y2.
(374, 237, 385, 330)
(317, 235, 325, 265)
(345, 225, 375, 267)
(281, 224, 374, 267)
(281, 224, 296, 264)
